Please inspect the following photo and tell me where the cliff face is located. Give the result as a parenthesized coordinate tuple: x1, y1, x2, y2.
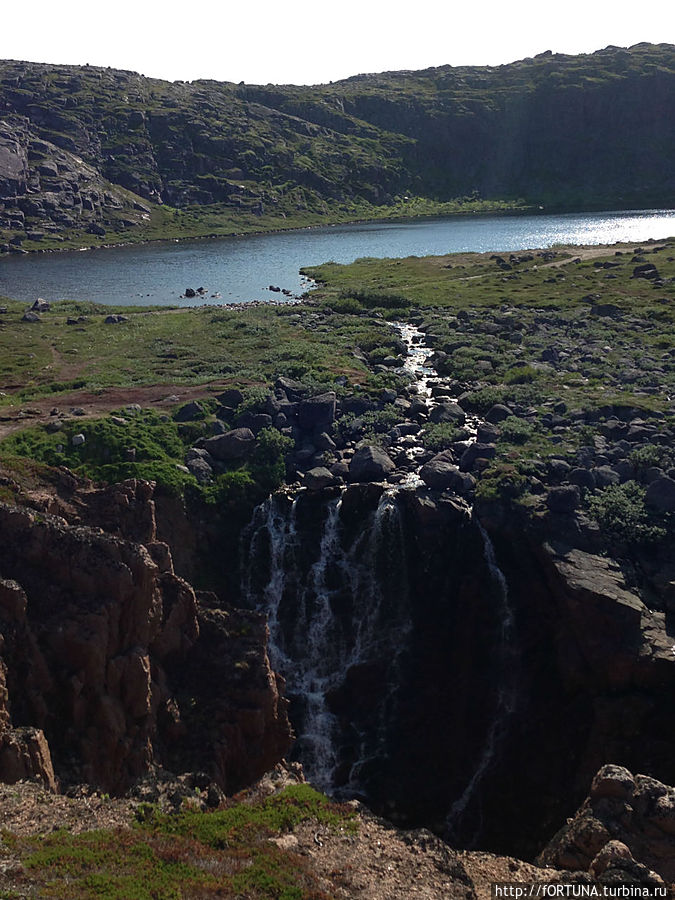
(0, 480, 292, 794)
(0, 43, 673, 242)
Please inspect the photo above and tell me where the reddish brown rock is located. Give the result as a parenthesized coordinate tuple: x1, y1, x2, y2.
(0, 493, 292, 796)
(539, 765, 675, 885)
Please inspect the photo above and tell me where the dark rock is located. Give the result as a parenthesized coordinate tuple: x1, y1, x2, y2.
(304, 467, 336, 490)
(298, 392, 336, 432)
(348, 445, 396, 482)
(184, 288, 196, 298)
(645, 476, 675, 513)
(632, 263, 660, 280)
(547, 485, 581, 512)
(591, 303, 623, 318)
(203, 427, 256, 461)
(104, 314, 129, 324)
(275, 376, 310, 401)
(216, 388, 244, 408)
(173, 401, 204, 422)
(485, 404, 513, 424)
(429, 402, 466, 426)
(459, 443, 496, 472)
(21, 311, 41, 322)
(593, 465, 620, 488)
(569, 468, 596, 491)
(420, 453, 475, 494)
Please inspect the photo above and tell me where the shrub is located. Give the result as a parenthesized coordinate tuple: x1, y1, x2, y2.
(248, 428, 294, 492)
(588, 482, 666, 545)
(499, 417, 535, 444)
(504, 364, 538, 385)
(420, 422, 461, 451)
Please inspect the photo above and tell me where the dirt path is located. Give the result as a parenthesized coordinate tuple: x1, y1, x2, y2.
(0, 382, 228, 441)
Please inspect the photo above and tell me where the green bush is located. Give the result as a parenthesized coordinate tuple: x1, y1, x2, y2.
(504, 364, 538, 385)
(588, 482, 666, 545)
(499, 417, 535, 444)
(248, 428, 294, 492)
(420, 422, 461, 451)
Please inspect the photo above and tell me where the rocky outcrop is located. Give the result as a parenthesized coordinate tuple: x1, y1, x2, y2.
(539, 765, 675, 886)
(0, 486, 292, 794)
(1, 44, 674, 243)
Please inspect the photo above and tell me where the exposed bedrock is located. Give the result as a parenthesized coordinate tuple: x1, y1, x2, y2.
(241, 482, 675, 858)
(0, 481, 291, 795)
(1, 469, 674, 860)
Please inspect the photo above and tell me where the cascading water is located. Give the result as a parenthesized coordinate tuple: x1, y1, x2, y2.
(239, 318, 519, 845)
(242, 486, 411, 794)
(445, 518, 517, 844)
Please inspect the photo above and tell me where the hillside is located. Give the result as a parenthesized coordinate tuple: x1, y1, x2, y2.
(0, 43, 674, 251)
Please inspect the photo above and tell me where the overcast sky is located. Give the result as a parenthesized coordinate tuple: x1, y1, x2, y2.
(3, 0, 674, 85)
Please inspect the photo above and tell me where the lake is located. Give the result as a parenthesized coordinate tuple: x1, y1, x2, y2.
(1, 208, 674, 307)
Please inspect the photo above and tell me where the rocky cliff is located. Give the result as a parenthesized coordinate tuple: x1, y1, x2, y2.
(0, 43, 673, 245)
(0, 479, 292, 795)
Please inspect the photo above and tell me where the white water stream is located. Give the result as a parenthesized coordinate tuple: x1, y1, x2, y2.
(241, 319, 517, 841)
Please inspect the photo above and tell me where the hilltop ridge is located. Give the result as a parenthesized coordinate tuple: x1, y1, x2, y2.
(0, 43, 674, 251)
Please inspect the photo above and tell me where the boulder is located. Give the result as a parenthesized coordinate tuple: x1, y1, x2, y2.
(298, 392, 336, 432)
(173, 400, 204, 422)
(186, 457, 213, 483)
(21, 311, 41, 323)
(429, 401, 466, 425)
(546, 484, 581, 513)
(645, 476, 675, 513)
(420, 453, 476, 495)
(304, 467, 335, 490)
(348, 445, 395, 482)
(459, 443, 496, 472)
(216, 388, 244, 408)
(203, 427, 256, 461)
(485, 403, 513, 424)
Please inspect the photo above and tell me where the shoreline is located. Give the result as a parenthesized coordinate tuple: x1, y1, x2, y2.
(8, 199, 675, 261)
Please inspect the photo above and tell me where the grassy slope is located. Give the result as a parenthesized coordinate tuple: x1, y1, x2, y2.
(1, 43, 674, 251)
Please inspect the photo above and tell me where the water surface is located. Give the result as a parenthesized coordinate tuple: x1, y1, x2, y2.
(1, 208, 674, 307)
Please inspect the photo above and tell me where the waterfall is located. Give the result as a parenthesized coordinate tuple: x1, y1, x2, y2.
(242, 486, 410, 793)
(445, 517, 517, 843)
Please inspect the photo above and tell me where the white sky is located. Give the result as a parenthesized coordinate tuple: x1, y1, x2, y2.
(2, 0, 675, 85)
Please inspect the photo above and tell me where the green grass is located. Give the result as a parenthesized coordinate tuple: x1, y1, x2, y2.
(4, 785, 355, 899)
(0, 301, 399, 406)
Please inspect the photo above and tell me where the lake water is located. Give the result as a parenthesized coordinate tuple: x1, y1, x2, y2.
(1, 208, 674, 307)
